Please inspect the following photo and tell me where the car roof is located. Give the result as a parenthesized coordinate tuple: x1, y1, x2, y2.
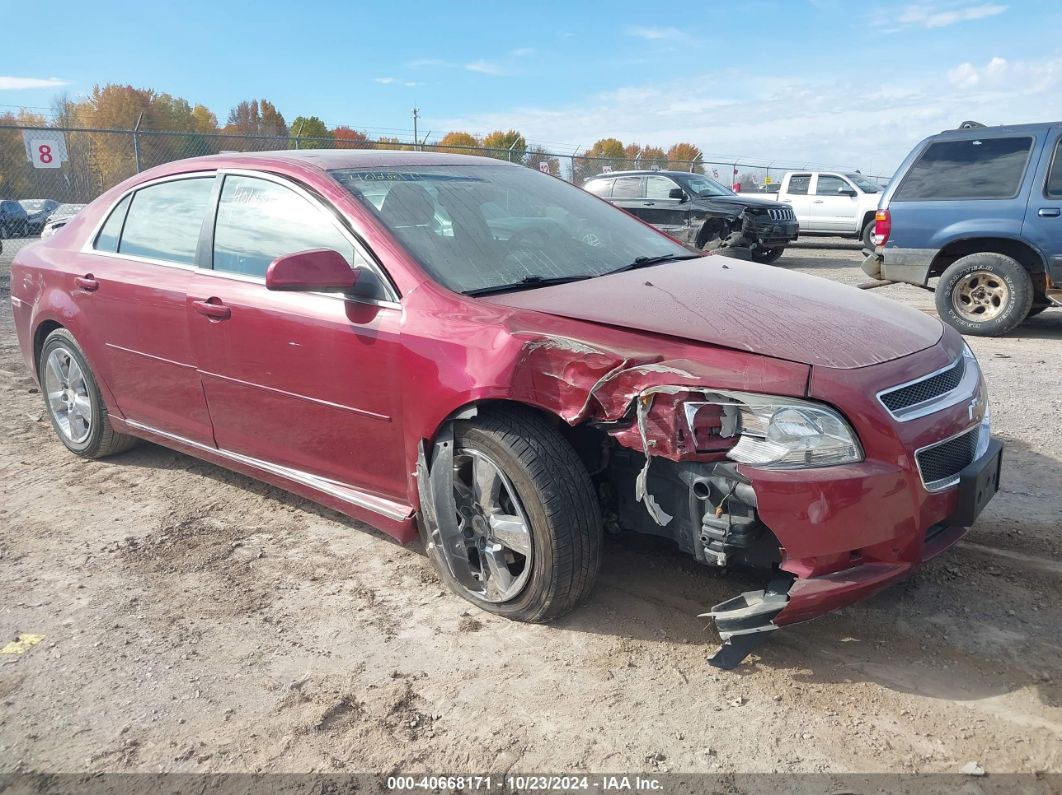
(177, 149, 513, 170)
(933, 121, 1062, 138)
(586, 170, 701, 180)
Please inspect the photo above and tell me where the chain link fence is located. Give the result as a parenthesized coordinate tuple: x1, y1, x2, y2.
(1, 123, 889, 207)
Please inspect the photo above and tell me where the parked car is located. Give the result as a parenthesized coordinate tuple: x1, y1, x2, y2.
(20, 199, 60, 235)
(0, 199, 30, 238)
(11, 151, 1001, 668)
(864, 121, 1061, 336)
(766, 171, 883, 248)
(582, 170, 799, 264)
(40, 203, 87, 239)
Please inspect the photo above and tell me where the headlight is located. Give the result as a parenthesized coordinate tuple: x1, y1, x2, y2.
(684, 392, 863, 469)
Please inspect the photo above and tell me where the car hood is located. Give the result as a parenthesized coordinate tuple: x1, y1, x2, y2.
(482, 257, 943, 369)
(695, 194, 790, 212)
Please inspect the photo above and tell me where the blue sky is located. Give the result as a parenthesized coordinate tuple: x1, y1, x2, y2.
(3, 0, 1060, 175)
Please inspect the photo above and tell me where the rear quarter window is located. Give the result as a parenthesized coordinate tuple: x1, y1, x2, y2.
(583, 179, 612, 197)
(1046, 138, 1062, 199)
(94, 195, 131, 253)
(893, 136, 1033, 201)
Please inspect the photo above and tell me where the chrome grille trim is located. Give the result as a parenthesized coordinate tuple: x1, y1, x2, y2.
(763, 207, 795, 221)
(915, 424, 980, 492)
(877, 355, 979, 421)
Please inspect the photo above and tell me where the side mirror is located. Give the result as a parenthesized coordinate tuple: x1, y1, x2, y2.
(265, 249, 358, 292)
(668, 187, 687, 200)
(838, 187, 858, 197)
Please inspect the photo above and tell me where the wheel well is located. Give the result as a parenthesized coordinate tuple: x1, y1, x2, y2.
(930, 238, 1047, 286)
(860, 211, 876, 231)
(695, 217, 731, 248)
(33, 320, 63, 376)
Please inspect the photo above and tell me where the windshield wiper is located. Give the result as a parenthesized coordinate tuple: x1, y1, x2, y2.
(605, 252, 703, 275)
(465, 274, 595, 296)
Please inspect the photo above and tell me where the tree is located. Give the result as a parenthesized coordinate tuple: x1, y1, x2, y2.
(524, 146, 561, 177)
(332, 126, 371, 149)
(224, 99, 288, 148)
(640, 146, 668, 170)
(666, 142, 704, 173)
(376, 136, 414, 151)
(481, 130, 526, 161)
(289, 115, 331, 149)
(437, 131, 480, 154)
(573, 137, 626, 183)
(191, 105, 218, 134)
(0, 110, 49, 199)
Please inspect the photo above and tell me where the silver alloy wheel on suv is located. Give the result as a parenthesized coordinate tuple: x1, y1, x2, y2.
(951, 270, 1010, 322)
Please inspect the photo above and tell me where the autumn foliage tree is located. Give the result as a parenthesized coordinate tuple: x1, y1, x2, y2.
(224, 99, 288, 150)
(437, 131, 480, 153)
(481, 130, 526, 161)
(289, 115, 331, 149)
(332, 126, 371, 149)
(666, 142, 704, 173)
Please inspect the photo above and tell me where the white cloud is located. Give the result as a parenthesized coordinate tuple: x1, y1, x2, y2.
(374, 77, 397, 84)
(433, 56, 1062, 175)
(0, 76, 68, 90)
(625, 26, 686, 41)
(465, 61, 505, 76)
(511, 47, 535, 57)
(873, 2, 1007, 32)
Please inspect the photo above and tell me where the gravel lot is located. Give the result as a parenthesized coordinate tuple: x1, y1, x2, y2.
(1, 236, 1060, 776)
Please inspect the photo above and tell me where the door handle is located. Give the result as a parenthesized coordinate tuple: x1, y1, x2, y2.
(812, 200, 824, 204)
(75, 274, 99, 292)
(192, 299, 231, 320)
(642, 201, 655, 206)
(1039, 207, 1061, 217)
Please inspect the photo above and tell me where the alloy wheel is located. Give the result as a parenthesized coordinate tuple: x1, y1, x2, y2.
(43, 347, 93, 444)
(952, 270, 1010, 322)
(444, 449, 534, 603)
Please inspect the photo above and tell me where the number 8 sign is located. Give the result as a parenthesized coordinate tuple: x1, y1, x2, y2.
(29, 139, 61, 169)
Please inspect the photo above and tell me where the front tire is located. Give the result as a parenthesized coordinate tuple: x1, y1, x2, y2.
(39, 328, 137, 458)
(423, 406, 602, 623)
(934, 253, 1033, 336)
(751, 246, 785, 264)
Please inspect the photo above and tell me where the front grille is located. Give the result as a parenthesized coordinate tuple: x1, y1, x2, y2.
(763, 207, 795, 221)
(916, 427, 978, 490)
(879, 357, 966, 415)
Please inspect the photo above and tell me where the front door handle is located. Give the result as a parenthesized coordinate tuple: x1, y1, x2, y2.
(192, 299, 231, 320)
(812, 199, 824, 204)
(642, 201, 655, 206)
(75, 274, 99, 292)
(1039, 207, 1061, 217)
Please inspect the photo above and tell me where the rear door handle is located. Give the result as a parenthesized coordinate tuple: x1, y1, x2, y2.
(642, 201, 655, 206)
(75, 274, 99, 292)
(192, 299, 231, 320)
(812, 200, 824, 204)
(1039, 207, 1061, 217)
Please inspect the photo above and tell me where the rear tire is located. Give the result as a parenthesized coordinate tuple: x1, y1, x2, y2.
(423, 406, 602, 623)
(750, 246, 785, 264)
(38, 328, 138, 459)
(934, 253, 1033, 336)
(861, 218, 876, 250)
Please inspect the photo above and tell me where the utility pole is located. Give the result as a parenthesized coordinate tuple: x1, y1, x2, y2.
(412, 107, 419, 151)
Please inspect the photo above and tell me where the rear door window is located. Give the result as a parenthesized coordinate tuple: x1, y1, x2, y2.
(1046, 138, 1062, 199)
(583, 179, 613, 197)
(787, 174, 811, 195)
(611, 176, 643, 199)
(119, 177, 215, 264)
(893, 136, 1033, 201)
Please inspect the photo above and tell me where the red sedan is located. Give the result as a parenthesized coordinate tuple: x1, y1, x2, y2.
(10, 151, 1001, 667)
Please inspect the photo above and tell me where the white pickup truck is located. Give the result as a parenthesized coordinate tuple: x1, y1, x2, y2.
(759, 171, 883, 248)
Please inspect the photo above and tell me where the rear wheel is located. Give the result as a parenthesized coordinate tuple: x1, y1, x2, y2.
(750, 246, 785, 264)
(423, 407, 601, 622)
(38, 328, 137, 458)
(934, 253, 1033, 336)
(861, 218, 876, 250)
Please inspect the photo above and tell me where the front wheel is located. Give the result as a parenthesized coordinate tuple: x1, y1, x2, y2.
(750, 246, 785, 264)
(423, 407, 602, 623)
(934, 253, 1033, 336)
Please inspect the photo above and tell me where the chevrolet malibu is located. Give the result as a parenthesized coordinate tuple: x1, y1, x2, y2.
(10, 151, 1002, 668)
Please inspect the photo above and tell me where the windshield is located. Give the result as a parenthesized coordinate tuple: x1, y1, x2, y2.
(845, 173, 881, 193)
(676, 174, 734, 197)
(331, 165, 693, 294)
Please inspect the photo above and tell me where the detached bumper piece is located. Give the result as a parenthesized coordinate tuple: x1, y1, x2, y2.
(702, 575, 792, 669)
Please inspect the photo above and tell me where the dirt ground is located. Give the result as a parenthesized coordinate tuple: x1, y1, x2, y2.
(1, 236, 1060, 776)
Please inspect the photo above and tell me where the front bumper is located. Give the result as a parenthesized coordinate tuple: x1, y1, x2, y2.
(753, 218, 799, 247)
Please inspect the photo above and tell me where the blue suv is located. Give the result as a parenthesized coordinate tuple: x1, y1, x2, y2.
(863, 121, 1061, 335)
